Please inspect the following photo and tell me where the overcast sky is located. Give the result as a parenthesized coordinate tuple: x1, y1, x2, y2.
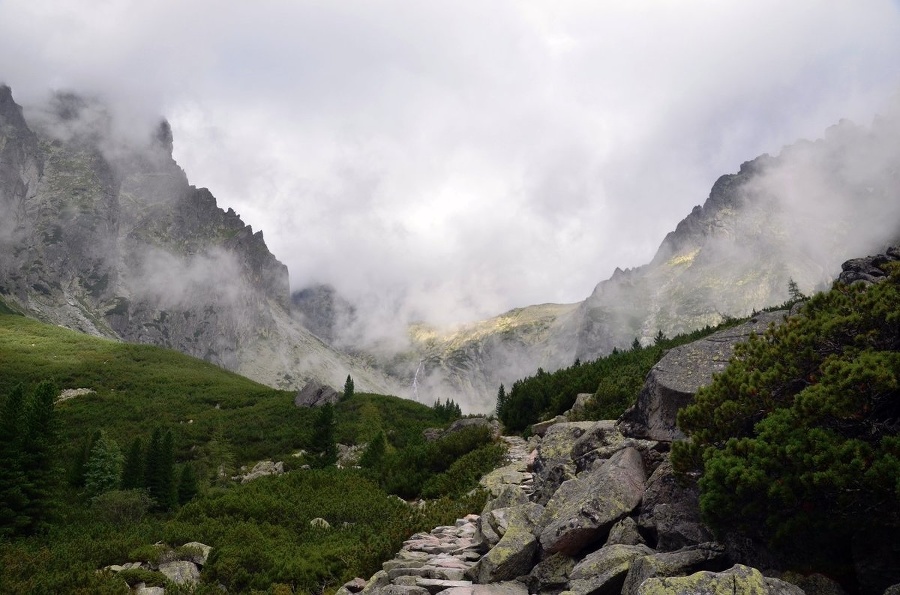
(2, 1, 900, 332)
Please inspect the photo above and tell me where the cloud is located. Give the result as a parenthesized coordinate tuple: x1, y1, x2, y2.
(2, 0, 899, 340)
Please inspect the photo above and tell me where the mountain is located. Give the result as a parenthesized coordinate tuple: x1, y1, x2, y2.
(374, 106, 900, 412)
(0, 85, 398, 395)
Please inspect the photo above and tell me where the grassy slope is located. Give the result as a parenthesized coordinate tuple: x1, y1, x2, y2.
(0, 311, 447, 464)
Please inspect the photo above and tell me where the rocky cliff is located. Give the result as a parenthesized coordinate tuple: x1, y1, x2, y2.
(0, 86, 398, 394)
(381, 105, 900, 412)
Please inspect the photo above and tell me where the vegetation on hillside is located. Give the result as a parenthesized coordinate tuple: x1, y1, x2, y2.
(672, 263, 900, 582)
(0, 312, 501, 593)
(496, 319, 745, 432)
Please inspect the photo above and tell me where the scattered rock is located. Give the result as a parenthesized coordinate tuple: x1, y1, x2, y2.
(55, 387, 95, 403)
(604, 517, 646, 547)
(180, 541, 213, 565)
(310, 517, 331, 529)
(526, 552, 576, 595)
(239, 460, 285, 483)
(532, 416, 568, 437)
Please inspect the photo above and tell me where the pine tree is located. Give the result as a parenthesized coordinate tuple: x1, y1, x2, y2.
(68, 430, 100, 488)
(312, 404, 337, 468)
(20, 381, 57, 533)
(0, 385, 28, 537)
(121, 437, 144, 490)
(158, 429, 177, 510)
(84, 432, 124, 497)
(359, 430, 387, 470)
(177, 463, 199, 505)
(343, 375, 355, 401)
(495, 384, 507, 419)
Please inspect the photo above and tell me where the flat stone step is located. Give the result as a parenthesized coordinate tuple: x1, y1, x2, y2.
(416, 579, 473, 594)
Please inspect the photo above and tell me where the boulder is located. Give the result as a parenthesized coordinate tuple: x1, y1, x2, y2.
(567, 393, 593, 418)
(435, 582, 528, 595)
(134, 585, 165, 595)
(779, 572, 847, 595)
(468, 505, 542, 583)
(838, 248, 900, 285)
(617, 311, 786, 442)
(310, 517, 331, 529)
(532, 416, 568, 437)
(637, 460, 711, 551)
(539, 447, 646, 555)
(565, 543, 654, 595)
(636, 564, 769, 595)
(361, 570, 391, 595)
(621, 542, 727, 595)
(526, 552, 577, 595)
(570, 420, 626, 472)
(239, 459, 285, 483)
(343, 578, 369, 593)
(382, 585, 431, 595)
(294, 380, 341, 407)
(180, 541, 213, 565)
(532, 422, 597, 504)
(158, 560, 200, 585)
(763, 577, 806, 595)
(446, 417, 501, 439)
(604, 517, 646, 547)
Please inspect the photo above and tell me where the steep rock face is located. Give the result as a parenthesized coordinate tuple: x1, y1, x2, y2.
(575, 112, 900, 361)
(0, 86, 396, 394)
(377, 106, 900, 412)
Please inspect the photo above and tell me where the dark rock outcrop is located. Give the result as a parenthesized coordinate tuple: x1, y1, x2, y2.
(294, 380, 341, 407)
(617, 310, 786, 441)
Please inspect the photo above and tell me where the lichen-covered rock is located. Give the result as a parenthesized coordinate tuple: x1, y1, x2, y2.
(621, 542, 727, 595)
(532, 416, 568, 437)
(539, 447, 646, 555)
(565, 543, 654, 595)
(570, 420, 630, 473)
(617, 311, 785, 442)
(158, 560, 200, 585)
(636, 564, 768, 595)
(468, 506, 542, 583)
(526, 552, 577, 595)
(604, 517, 646, 547)
(637, 460, 711, 551)
(763, 577, 805, 595)
(532, 422, 597, 504)
(180, 541, 212, 565)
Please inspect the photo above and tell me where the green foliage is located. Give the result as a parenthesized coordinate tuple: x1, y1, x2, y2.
(359, 430, 388, 470)
(673, 263, 900, 572)
(432, 398, 462, 422)
(420, 441, 506, 499)
(373, 426, 496, 499)
(83, 432, 124, 497)
(343, 375, 355, 401)
(312, 403, 338, 468)
(498, 318, 746, 433)
(118, 567, 167, 588)
(90, 489, 154, 526)
(120, 437, 144, 491)
(0, 381, 59, 538)
(177, 464, 199, 505)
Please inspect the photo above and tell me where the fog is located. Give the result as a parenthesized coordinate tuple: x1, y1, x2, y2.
(2, 1, 900, 344)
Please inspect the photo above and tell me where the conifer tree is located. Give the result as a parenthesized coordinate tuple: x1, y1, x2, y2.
(177, 463, 199, 505)
(495, 384, 507, 419)
(312, 403, 337, 468)
(84, 432, 124, 497)
(158, 429, 177, 510)
(121, 437, 144, 490)
(343, 375, 355, 401)
(359, 430, 387, 470)
(0, 384, 28, 537)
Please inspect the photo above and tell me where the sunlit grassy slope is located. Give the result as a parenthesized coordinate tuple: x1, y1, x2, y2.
(0, 308, 446, 463)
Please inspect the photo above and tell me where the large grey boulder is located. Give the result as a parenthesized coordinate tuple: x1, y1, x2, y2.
(532, 422, 596, 504)
(539, 447, 646, 555)
(158, 560, 200, 585)
(564, 543, 654, 595)
(621, 542, 727, 595)
(636, 564, 771, 595)
(617, 311, 786, 442)
(468, 505, 542, 583)
(637, 460, 711, 551)
(294, 380, 341, 407)
(436, 582, 528, 595)
(180, 541, 212, 565)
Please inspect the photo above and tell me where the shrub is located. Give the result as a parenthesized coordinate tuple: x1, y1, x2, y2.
(672, 263, 900, 574)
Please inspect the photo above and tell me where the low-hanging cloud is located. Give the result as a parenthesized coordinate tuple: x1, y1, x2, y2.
(2, 1, 900, 346)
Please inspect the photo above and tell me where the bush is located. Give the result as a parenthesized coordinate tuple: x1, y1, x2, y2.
(90, 489, 154, 525)
(672, 263, 900, 575)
